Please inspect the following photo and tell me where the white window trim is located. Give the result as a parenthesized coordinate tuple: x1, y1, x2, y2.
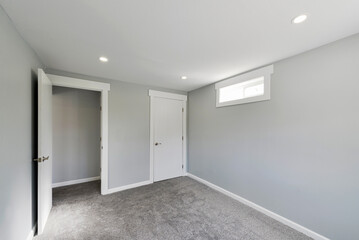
(215, 65, 274, 107)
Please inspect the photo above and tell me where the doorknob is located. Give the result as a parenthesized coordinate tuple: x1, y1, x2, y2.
(155, 142, 162, 146)
(33, 156, 50, 162)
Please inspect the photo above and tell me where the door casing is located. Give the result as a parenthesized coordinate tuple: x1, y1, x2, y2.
(149, 90, 187, 183)
(48, 74, 110, 195)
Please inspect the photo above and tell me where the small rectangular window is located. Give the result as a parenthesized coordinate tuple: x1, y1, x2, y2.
(215, 65, 273, 107)
(219, 77, 264, 103)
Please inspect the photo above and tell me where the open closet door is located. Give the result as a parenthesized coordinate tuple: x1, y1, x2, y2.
(34, 69, 53, 235)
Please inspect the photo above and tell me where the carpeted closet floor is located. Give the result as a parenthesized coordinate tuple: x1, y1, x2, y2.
(34, 177, 311, 240)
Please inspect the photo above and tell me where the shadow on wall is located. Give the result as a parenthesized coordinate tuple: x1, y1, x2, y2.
(31, 69, 38, 229)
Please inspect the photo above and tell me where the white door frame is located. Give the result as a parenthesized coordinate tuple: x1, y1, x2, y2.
(48, 74, 110, 195)
(149, 90, 187, 183)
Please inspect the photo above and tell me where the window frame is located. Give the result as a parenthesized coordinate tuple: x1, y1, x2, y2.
(215, 65, 274, 107)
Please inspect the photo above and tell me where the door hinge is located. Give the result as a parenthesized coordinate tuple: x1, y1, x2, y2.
(182, 136, 184, 141)
(182, 108, 184, 112)
(100, 106, 102, 111)
(182, 164, 184, 169)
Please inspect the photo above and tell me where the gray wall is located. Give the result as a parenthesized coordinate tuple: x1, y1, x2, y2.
(188, 33, 359, 240)
(46, 69, 186, 189)
(52, 87, 100, 184)
(0, 5, 43, 240)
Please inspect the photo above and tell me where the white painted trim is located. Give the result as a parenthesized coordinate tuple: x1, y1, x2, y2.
(26, 223, 36, 240)
(149, 96, 155, 184)
(149, 90, 187, 101)
(182, 101, 187, 173)
(149, 90, 188, 182)
(48, 74, 110, 91)
(52, 176, 100, 188)
(104, 180, 152, 194)
(47, 74, 110, 195)
(187, 173, 330, 240)
(100, 90, 109, 195)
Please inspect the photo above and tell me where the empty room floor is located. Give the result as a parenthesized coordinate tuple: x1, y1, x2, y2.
(34, 177, 311, 240)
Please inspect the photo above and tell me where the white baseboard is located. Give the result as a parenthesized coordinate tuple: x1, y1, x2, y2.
(187, 173, 329, 240)
(26, 223, 36, 240)
(52, 176, 100, 188)
(104, 180, 153, 195)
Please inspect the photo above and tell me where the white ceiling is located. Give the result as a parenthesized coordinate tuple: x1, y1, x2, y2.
(1, 0, 359, 91)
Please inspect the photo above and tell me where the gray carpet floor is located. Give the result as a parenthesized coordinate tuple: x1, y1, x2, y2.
(34, 177, 312, 240)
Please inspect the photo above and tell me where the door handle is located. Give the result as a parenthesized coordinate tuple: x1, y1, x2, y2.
(33, 156, 50, 162)
(155, 142, 162, 146)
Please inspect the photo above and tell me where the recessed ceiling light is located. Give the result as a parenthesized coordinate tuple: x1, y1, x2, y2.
(99, 56, 108, 62)
(292, 14, 307, 24)
(181, 76, 187, 80)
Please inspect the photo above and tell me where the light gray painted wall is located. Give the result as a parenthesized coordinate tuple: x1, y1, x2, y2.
(52, 87, 100, 184)
(188, 33, 359, 240)
(0, 5, 43, 240)
(45, 69, 186, 189)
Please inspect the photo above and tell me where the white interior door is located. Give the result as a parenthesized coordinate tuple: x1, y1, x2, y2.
(153, 97, 183, 182)
(35, 69, 53, 235)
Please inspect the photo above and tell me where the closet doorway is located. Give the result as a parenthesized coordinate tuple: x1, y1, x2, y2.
(52, 86, 101, 189)
(48, 74, 110, 195)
